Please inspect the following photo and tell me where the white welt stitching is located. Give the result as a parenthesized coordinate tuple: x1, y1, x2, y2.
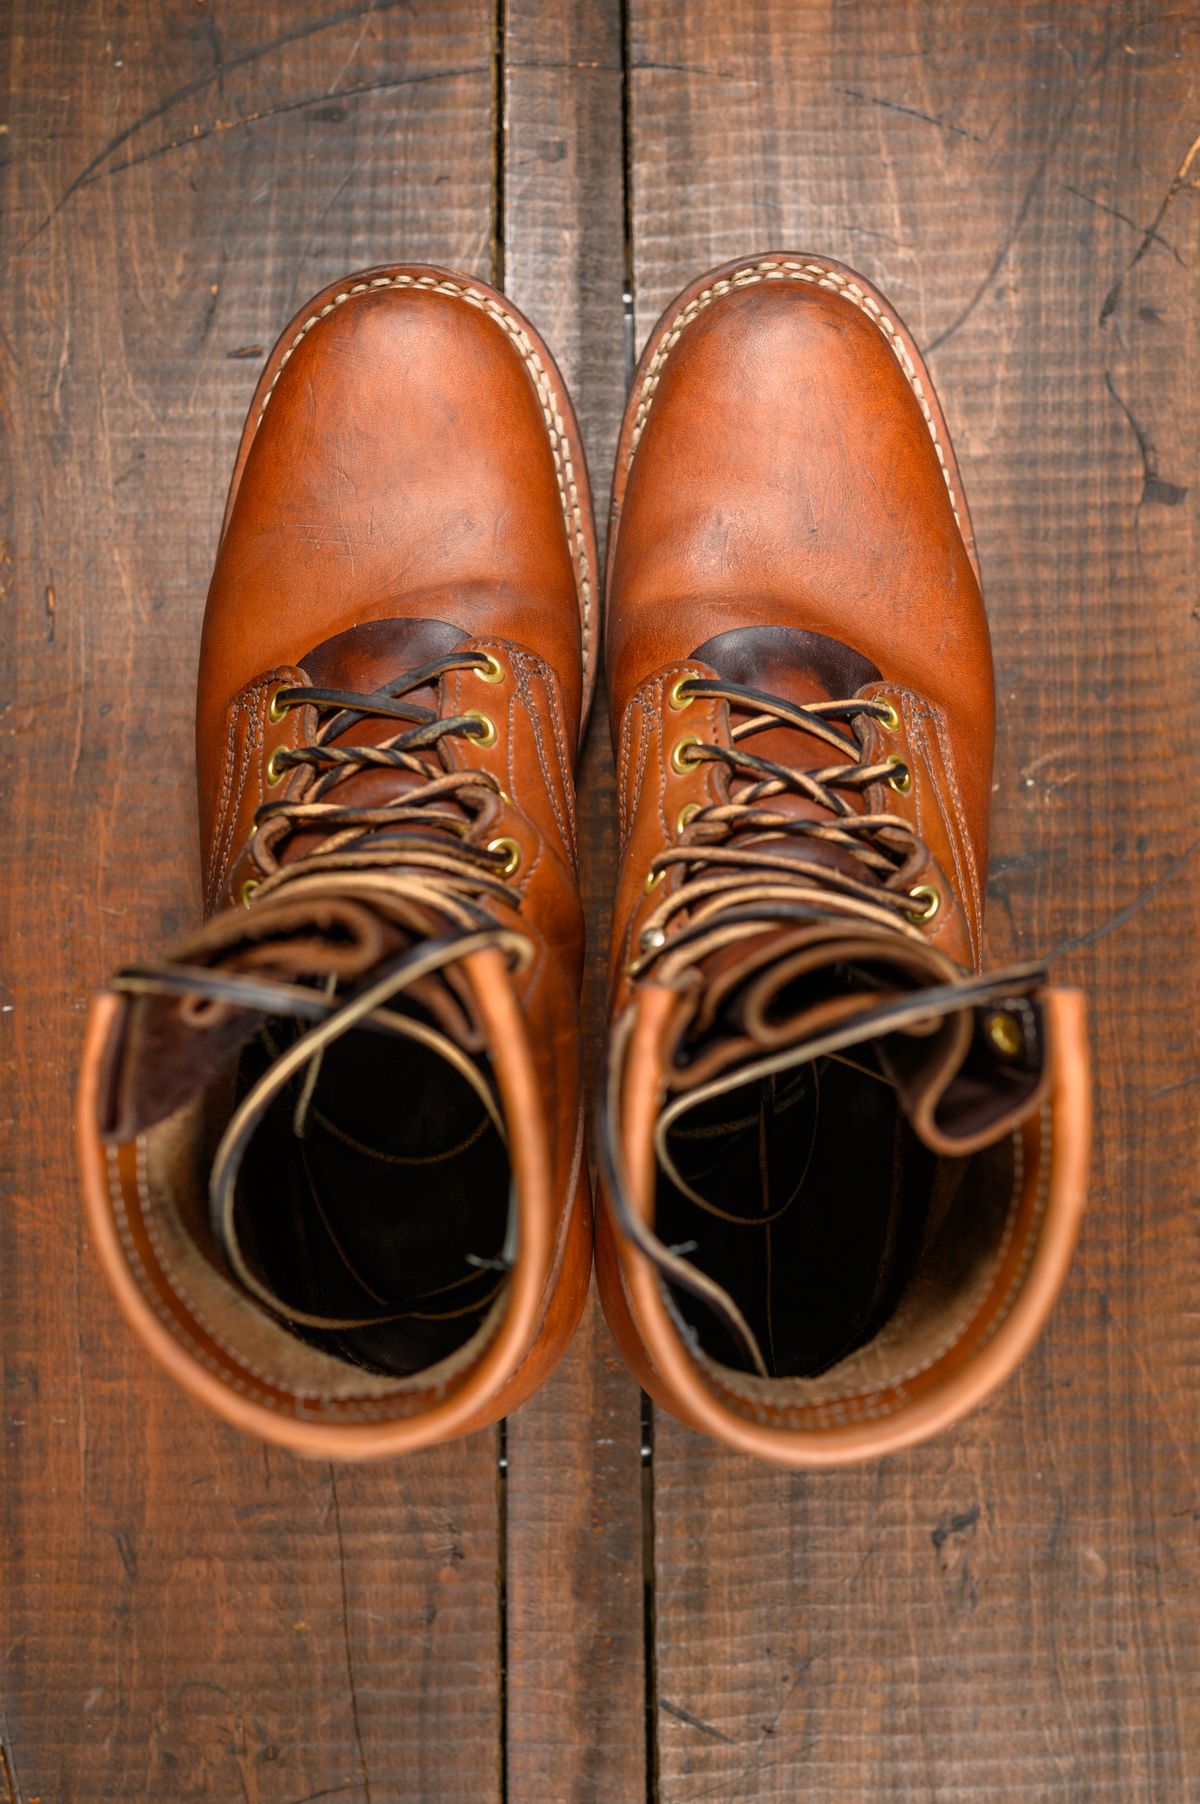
(629, 258, 960, 526)
(253, 275, 593, 685)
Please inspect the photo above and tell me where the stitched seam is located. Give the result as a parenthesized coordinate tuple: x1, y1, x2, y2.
(928, 702, 984, 934)
(206, 700, 245, 914)
(617, 700, 636, 844)
(909, 708, 978, 967)
(651, 699, 672, 843)
(629, 259, 960, 526)
(626, 701, 653, 853)
(253, 275, 592, 686)
(538, 661, 578, 850)
(510, 650, 572, 856)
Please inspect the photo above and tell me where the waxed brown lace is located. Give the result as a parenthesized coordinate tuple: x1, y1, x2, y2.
(245, 650, 523, 922)
(631, 676, 932, 977)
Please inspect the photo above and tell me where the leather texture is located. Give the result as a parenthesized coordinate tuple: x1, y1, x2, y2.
(76, 267, 596, 1457)
(597, 253, 1091, 1466)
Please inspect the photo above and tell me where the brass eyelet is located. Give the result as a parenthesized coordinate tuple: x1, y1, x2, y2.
(475, 652, 505, 685)
(885, 754, 912, 795)
(240, 878, 260, 908)
(464, 710, 498, 749)
(667, 672, 697, 711)
(875, 696, 901, 732)
(644, 867, 666, 894)
(487, 836, 521, 877)
(268, 688, 292, 724)
(265, 748, 288, 786)
(906, 883, 940, 924)
(671, 737, 702, 774)
(985, 1010, 1023, 1058)
(676, 802, 701, 835)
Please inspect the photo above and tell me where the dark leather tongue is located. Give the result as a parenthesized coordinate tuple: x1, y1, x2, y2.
(300, 616, 467, 691)
(282, 616, 473, 863)
(691, 625, 880, 710)
(103, 886, 487, 1140)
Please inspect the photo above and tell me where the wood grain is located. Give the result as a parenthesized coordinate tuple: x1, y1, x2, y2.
(626, 1, 1200, 1797)
(501, 4, 646, 1799)
(4, 1, 1199, 1798)
(0, 5, 504, 1800)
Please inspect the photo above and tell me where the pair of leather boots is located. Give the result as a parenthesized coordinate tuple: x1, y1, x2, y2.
(77, 255, 1090, 1466)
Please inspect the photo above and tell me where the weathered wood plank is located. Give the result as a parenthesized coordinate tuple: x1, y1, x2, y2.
(0, 4, 504, 1799)
(626, 2, 1200, 1796)
(501, 3, 647, 1798)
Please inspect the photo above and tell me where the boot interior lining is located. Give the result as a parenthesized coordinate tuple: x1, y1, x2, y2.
(657, 1046, 1016, 1390)
(229, 1020, 511, 1377)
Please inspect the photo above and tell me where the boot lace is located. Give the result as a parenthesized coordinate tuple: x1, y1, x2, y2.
(632, 675, 935, 975)
(243, 648, 525, 925)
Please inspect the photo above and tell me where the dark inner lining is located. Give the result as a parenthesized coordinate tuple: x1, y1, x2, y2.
(229, 1020, 510, 1376)
(657, 1046, 945, 1377)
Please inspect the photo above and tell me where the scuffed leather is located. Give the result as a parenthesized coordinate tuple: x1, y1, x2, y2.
(597, 253, 1090, 1467)
(77, 266, 597, 1456)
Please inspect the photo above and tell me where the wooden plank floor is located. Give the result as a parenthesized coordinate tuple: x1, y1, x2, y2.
(1, 3, 1197, 1799)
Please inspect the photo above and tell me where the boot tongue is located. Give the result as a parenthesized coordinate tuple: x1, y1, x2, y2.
(280, 616, 473, 865)
(103, 888, 487, 1140)
(299, 616, 468, 692)
(692, 624, 880, 772)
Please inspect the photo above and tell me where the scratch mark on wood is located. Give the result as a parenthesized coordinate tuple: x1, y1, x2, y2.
(1150, 1068, 1200, 1098)
(80, 69, 487, 188)
(1051, 833, 1200, 957)
(928, 30, 1122, 353)
(0, 1741, 23, 1804)
(931, 1504, 980, 1550)
(1114, 1317, 1199, 1488)
(329, 1469, 373, 1804)
(17, 0, 422, 245)
(281, 1787, 359, 1804)
(324, 0, 378, 97)
(1105, 369, 1189, 509)
(1100, 125, 1200, 326)
(835, 86, 984, 142)
(112, 1525, 138, 1580)
(43, 584, 55, 643)
(723, 1544, 875, 1798)
(659, 1698, 736, 1743)
(1061, 182, 1185, 264)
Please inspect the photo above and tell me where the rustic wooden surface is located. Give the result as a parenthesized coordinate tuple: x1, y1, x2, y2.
(1, 2, 1197, 1800)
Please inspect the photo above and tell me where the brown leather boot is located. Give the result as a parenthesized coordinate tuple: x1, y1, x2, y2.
(77, 268, 596, 1456)
(598, 253, 1090, 1466)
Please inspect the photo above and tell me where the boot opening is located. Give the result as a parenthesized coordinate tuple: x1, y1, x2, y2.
(226, 1019, 511, 1377)
(656, 1047, 1019, 1385)
(119, 1025, 516, 1404)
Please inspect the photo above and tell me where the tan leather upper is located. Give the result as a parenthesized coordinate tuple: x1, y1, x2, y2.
(598, 254, 1089, 1465)
(77, 268, 596, 1456)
